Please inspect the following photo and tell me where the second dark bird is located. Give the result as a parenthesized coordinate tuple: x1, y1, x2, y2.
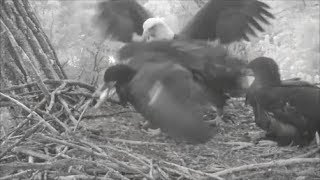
(246, 57, 320, 146)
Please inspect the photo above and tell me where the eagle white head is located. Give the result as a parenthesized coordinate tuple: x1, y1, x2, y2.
(141, 17, 175, 42)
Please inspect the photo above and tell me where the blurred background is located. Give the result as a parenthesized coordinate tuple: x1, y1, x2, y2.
(29, 0, 320, 85)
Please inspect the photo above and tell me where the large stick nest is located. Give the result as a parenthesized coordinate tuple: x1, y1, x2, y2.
(0, 80, 320, 180)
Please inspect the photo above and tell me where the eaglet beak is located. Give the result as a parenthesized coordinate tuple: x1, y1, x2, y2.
(94, 82, 117, 109)
(241, 68, 255, 87)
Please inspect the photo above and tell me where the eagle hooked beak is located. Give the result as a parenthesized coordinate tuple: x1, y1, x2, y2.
(241, 68, 255, 87)
(141, 27, 154, 42)
(94, 82, 117, 109)
(132, 32, 144, 42)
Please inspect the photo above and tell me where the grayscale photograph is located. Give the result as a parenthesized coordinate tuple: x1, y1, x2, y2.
(0, 0, 319, 179)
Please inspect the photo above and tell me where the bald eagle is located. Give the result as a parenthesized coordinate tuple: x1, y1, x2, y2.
(93, 0, 275, 133)
(94, 0, 274, 43)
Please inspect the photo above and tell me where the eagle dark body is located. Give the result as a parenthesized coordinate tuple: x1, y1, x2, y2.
(103, 61, 214, 143)
(94, 0, 274, 43)
(246, 57, 320, 146)
(117, 40, 248, 111)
